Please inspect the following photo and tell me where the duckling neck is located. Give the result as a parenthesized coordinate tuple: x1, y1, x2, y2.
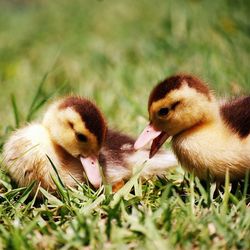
(175, 99, 221, 138)
(51, 140, 81, 169)
(171, 102, 244, 180)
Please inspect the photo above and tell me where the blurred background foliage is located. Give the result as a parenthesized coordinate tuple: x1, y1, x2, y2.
(0, 1, 250, 249)
(0, 0, 249, 133)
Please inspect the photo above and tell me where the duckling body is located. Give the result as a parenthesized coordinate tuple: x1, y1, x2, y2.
(3, 123, 84, 191)
(172, 109, 250, 181)
(3, 96, 177, 195)
(135, 74, 250, 181)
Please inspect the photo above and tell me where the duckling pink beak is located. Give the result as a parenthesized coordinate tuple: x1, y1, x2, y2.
(80, 156, 102, 188)
(134, 124, 169, 158)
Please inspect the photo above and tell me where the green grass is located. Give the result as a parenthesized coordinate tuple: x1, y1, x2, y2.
(0, 0, 250, 249)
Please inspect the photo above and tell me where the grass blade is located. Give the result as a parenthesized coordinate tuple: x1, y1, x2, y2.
(26, 72, 49, 122)
(111, 163, 145, 207)
(222, 169, 230, 215)
(39, 187, 64, 206)
(16, 181, 36, 204)
(243, 169, 249, 199)
(10, 94, 20, 128)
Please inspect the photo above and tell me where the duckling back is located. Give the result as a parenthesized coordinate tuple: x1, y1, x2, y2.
(101, 129, 177, 185)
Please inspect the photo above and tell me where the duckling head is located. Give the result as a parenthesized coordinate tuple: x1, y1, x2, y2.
(43, 96, 107, 188)
(135, 74, 217, 157)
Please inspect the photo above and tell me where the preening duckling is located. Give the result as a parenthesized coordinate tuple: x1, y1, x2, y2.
(2, 96, 177, 195)
(135, 74, 250, 182)
(3, 96, 106, 192)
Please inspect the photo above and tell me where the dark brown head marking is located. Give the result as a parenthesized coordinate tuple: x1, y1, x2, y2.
(59, 96, 107, 145)
(220, 96, 250, 138)
(148, 74, 211, 110)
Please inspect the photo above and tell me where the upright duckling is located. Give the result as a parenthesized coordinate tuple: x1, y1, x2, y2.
(135, 74, 250, 182)
(2, 96, 177, 195)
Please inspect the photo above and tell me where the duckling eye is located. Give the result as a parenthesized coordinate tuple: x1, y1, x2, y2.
(158, 107, 169, 116)
(68, 122, 74, 129)
(171, 101, 181, 110)
(76, 133, 88, 142)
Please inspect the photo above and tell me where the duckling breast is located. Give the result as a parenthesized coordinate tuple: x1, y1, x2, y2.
(2, 124, 58, 191)
(172, 122, 250, 181)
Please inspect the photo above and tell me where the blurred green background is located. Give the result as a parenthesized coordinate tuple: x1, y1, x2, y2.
(0, 1, 250, 249)
(0, 0, 249, 135)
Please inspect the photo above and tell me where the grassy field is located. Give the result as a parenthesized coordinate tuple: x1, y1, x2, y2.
(0, 0, 250, 249)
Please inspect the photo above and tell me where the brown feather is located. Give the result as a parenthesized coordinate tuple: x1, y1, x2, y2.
(148, 74, 211, 110)
(99, 129, 135, 167)
(220, 96, 250, 138)
(104, 129, 135, 150)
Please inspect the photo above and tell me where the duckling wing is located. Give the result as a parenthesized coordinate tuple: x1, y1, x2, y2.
(101, 129, 178, 184)
(220, 96, 250, 138)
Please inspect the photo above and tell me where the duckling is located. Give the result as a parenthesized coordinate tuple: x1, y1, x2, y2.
(134, 74, 250, 182)
(2, 96, 177, 195)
